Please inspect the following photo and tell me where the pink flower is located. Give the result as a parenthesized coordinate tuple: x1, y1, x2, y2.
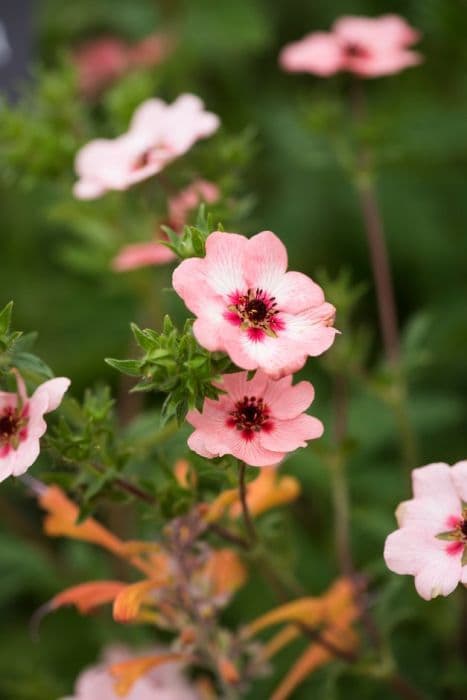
(62, 645, 198, 700)
(112, 180, 220, 272)
(74, 33, 173, 99)
(384, 461, 467, 600)
(73, 95, 220, 200)
(112, 240, 176, 271)
(187, 370, 323, 467)
(279, 14, 422, 78)
(172, 231, 337, 377)
(168, 179, 220, 232)
(0, 373, 70, 482)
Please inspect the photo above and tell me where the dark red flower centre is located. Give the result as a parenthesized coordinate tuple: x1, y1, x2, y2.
(225, 288, 285, 341)
(0, 405, 28, 454)
(344, 42, 371, 59)
(0, 410, 20, 441)
(245, 297, 268, 323)
(227, 395, 273, 441)
(133, 150, 151, 170)
(461, 519, 467, 537)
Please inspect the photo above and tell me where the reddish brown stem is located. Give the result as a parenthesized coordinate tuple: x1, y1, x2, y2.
(356, 181, 400, 365)
(351, 80, 400, 365)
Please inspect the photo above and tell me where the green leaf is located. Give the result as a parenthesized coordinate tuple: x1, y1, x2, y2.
(105, 357, 141, 376)
(0, 301, 13, 336)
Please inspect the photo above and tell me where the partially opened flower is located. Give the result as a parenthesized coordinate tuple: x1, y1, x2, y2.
(74, 95, 220, 199)
(62, 645, 198, 700)
(384, 461, 467, 600)
(279, 14, 421, 78)
(112, 179, 220, 272)
(187, 370, 323, 467)
(173, 231, 336, 377)
(0, 373, 70, 482)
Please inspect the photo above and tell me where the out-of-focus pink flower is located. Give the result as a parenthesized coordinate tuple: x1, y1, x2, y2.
(112, 179, 220, 271)
(74, 33, 173, 99)
(187, 370, 323, 467)
(279, 14, 422, 78)
(172, 231, 336, 377)
(384, 461, 467, 600)
(73, 95, 220, 200)
(62, 645, 199, 700)
(112, 240, 176, 271)
(168, 180, 220, 231)
(0, 373, 70, 482)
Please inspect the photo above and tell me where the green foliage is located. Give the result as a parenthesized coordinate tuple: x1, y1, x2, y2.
(106, 315, 233, 424)
(163, 204, 220, 258)
(0, 302, 53, 382)
(0, 59, 89, 186)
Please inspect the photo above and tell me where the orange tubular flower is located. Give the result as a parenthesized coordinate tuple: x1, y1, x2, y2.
(244, 578, 359, 700)
(112, 579, 162, 623)
(49, 581, 127, 615)
(204, 466, 301, 523)
(39, 486, 126, 556)
(109, 652, 186, 696)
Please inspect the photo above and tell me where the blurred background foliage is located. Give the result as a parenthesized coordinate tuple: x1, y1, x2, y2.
(1, 0, 467, 698)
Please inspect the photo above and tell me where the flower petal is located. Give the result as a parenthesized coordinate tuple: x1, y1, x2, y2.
(244, 231, 288, 293)
(204, 231, 248, 296)
(450, 461, 467, 503)
(260, 414, 323, 453)
(279, 32, 343, 76)
(263, 378, 314, 419)
(412, 463, 459, 513)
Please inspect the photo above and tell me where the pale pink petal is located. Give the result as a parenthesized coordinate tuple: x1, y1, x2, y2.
(216, 371, 269, 404)
(412, 463, 459, 513)
(225, 332, 309, 378)
(334, 15, 419, 50)
(348, 49, 422, 77)
(73, 179, 107, 200)
(112, 242, 176, 271)
(384, 527, 438, 576)
(172, 257, 214, 315)
(279, 32, 343, 76)
(244, 231, 288, 293)
(192, 311, 236, 353)
(187, 430, 217, 460)
(160, 94, 220, 156)
(129, 98, 168, 137)
(30, 377, 70, 414)
(260, 414, 323, 453)
(451, 461, 467, 503)
(272, 271, 325, 313)
(414, 554, 462, 600)
(218, 430, 285, 468)
(11, 438, 41, 476)
(395, 497, 458, 535)
(0, 450, 16, 483)
(204, 232, 248, 296)
(263, 378, 314, 419)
